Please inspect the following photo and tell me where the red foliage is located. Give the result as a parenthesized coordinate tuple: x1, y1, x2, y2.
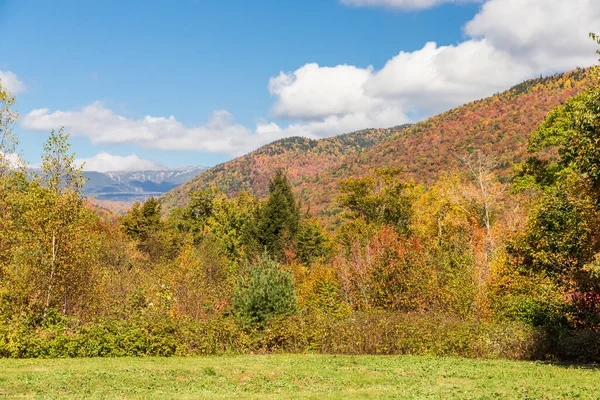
(162, 68, 598, 226)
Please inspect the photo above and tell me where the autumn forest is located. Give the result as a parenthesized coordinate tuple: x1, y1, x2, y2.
(3, 54, 600, 363)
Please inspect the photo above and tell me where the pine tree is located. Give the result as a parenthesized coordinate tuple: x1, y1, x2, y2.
(257, 169, 300, 261)
(233, 253, 297, 328)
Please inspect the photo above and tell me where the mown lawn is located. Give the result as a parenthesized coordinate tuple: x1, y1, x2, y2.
(0, 355, 598, 399)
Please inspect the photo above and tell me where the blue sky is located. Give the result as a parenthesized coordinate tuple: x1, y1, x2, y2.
(1, 0, 598, 171)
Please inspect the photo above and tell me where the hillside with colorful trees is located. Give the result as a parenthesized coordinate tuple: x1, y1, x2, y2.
(162, 68, 597, 224)
(160, 124, 411, 211)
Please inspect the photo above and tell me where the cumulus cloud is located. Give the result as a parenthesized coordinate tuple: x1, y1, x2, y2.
(340, 0, 481, 10)
(22, 102, 257, 155)
(20, 0, 600, 157)
(465, 0, 600, 71)
(269, 63, 381, 120)
(280, 0, 599, 119)
(23, 101, 407, 156)
(76, 152, 166, 172)
(0, 71, 26, 94)
(365, 40, 532, 115)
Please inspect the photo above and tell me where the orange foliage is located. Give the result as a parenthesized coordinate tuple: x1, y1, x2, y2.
(162, 68, 597, 227)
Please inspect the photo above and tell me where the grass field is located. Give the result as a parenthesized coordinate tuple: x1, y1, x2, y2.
(0, 355, 599, 399)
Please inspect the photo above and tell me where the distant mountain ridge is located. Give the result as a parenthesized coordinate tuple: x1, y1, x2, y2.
(161, 68, 598, 222)
(82, 165, 207, 202)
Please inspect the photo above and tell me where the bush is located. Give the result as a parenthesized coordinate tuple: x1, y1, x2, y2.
(0, 310, 590, 361)
(0, 312, 250, 358)
(233, 254, 297, 328)
(259, 311, 543, 360)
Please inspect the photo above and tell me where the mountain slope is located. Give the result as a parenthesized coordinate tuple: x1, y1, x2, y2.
(161, 68, 598, 219)
(160, 125, 410, 210)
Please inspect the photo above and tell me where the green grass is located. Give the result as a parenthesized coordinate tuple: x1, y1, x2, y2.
(0, 355, 598, 399)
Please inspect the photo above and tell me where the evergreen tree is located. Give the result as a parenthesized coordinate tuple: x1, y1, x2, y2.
(233, 253, 297, 328)
(257, 169, 300, 260)
(296, 217, 331, 265)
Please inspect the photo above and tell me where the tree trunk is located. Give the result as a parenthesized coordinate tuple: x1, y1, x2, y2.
(43, 231, 57, 318)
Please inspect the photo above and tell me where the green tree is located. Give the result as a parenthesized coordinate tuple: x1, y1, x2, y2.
(168, 189, 219, 242)
(295, 217, 331, 265)
(169, 189, 261, 263)
(513, 78, 600, 274)
(233, 253, 297, 328)
(509, 67, 600, 329)
(257, 169, 300, 260)
(122, 198, 163, 240)
(121, 197, 178, 260)
(338, 168, 415, 235)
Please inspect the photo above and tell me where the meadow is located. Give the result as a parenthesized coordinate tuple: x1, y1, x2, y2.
(1, 355, 599, 399)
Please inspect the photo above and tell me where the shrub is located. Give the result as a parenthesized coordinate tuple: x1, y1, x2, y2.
(259, 311, 543, 359)
(233, 254, 298, 328)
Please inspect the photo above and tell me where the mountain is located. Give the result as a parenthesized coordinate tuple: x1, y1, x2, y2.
(83, 166, 207, 202)
(160, 125, 411, 210)
(161, 68, 598, 221)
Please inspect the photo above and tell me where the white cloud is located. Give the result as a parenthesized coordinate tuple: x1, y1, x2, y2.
(22, 103, 258, 155)
(340, 0, 481, 10)
(365, 39, 532, 115)
(269, 63, 381, 120)
(23, 101, 408, 156)
(76, 152, 166, 172)
(0, 152, 24, 169)
(20, 0, 600, 157)
(465, 0, 600, 72)
(0, 71, 26, 94)
(283, 0, 599, 120)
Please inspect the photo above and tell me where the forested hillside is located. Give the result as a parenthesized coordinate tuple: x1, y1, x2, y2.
(162, 68, 597, 221)
(160, 125, 410, 210)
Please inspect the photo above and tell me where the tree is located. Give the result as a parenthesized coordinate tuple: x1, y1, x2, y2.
(233, 253, 297, 328)
(456, 153, 505, 240)
(0, 79, 22, 175)
(338, 168, 414, 235)
(0, 81, 24, 318)
(1, 129, 95, 318)
(452, 153, 506, 288)
(590, 32, 600, 59)
(120, 197, 179, 261)
(511, 81, 600, 277)
(509, 71, 600, 329)
(257, 169, 300, 260)
(38, 129, 89, 316)
(169, 189, 261, 263)
(168, 189, 219, 242)
(295, 217, 331, 265)
(122, 197, 163, 240)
